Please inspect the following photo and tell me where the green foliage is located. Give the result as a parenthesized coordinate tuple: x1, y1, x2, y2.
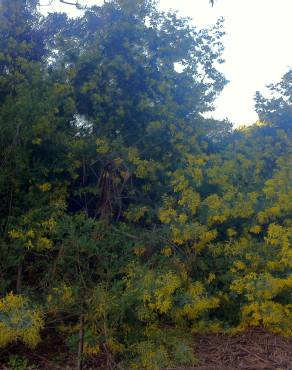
(7, 355, 38, 370)
(255, 69, 292, 132)
(0, 0, 291, 368)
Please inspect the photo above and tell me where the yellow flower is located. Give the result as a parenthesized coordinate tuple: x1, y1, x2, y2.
(38, 182, 52, 192)
(161, 246, 172, 257)
(249, 225, 261, 234)
(96, 138, 110, 154)
(0, 293, 44, 348)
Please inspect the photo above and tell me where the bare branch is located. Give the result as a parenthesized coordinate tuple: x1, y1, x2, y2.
(60, 0, 80, 5)
(39, 0, 83, 7)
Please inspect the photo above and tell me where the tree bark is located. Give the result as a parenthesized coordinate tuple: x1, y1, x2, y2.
(77, 314, 84, 370)
(16, 262, 22, 293)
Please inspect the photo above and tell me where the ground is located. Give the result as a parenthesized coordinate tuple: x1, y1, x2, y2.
(0, 329, 291, 369)
(193, 329, 292, 370)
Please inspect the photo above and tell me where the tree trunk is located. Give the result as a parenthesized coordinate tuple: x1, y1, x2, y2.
(16, 262, 22, 293)
(77, 314, 84, 370)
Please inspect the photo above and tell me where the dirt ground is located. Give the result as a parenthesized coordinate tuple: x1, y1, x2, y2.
(1, 328, 291, 369)
(192, 328, 292, 370)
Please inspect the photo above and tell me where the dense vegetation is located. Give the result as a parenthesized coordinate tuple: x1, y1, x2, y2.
(0, 0, 291, 368)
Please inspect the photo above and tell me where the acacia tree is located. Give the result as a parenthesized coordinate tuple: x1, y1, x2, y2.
(43, 2, 227, 367)
(0, 0, 291, 369)
(52, 0, 226, 219)
(0, 0, 226, 366)
(0, 0, 78, 344)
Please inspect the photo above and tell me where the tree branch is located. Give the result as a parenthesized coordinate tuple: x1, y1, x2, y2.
(60, 0, 80, 5)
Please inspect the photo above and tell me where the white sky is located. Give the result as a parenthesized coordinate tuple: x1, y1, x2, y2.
(41, 0, 292, 126)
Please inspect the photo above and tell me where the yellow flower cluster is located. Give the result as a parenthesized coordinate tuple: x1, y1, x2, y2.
(144, 272, 181, 314)
(0, 293, 44, 348)
(175, 282, 219, 321)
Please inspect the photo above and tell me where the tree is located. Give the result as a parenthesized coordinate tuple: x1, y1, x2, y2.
(0, 0, 291, 369)
(51, 0, 226, 220)
(0, 0, 77, 342)
(255, 69, 292, 132)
